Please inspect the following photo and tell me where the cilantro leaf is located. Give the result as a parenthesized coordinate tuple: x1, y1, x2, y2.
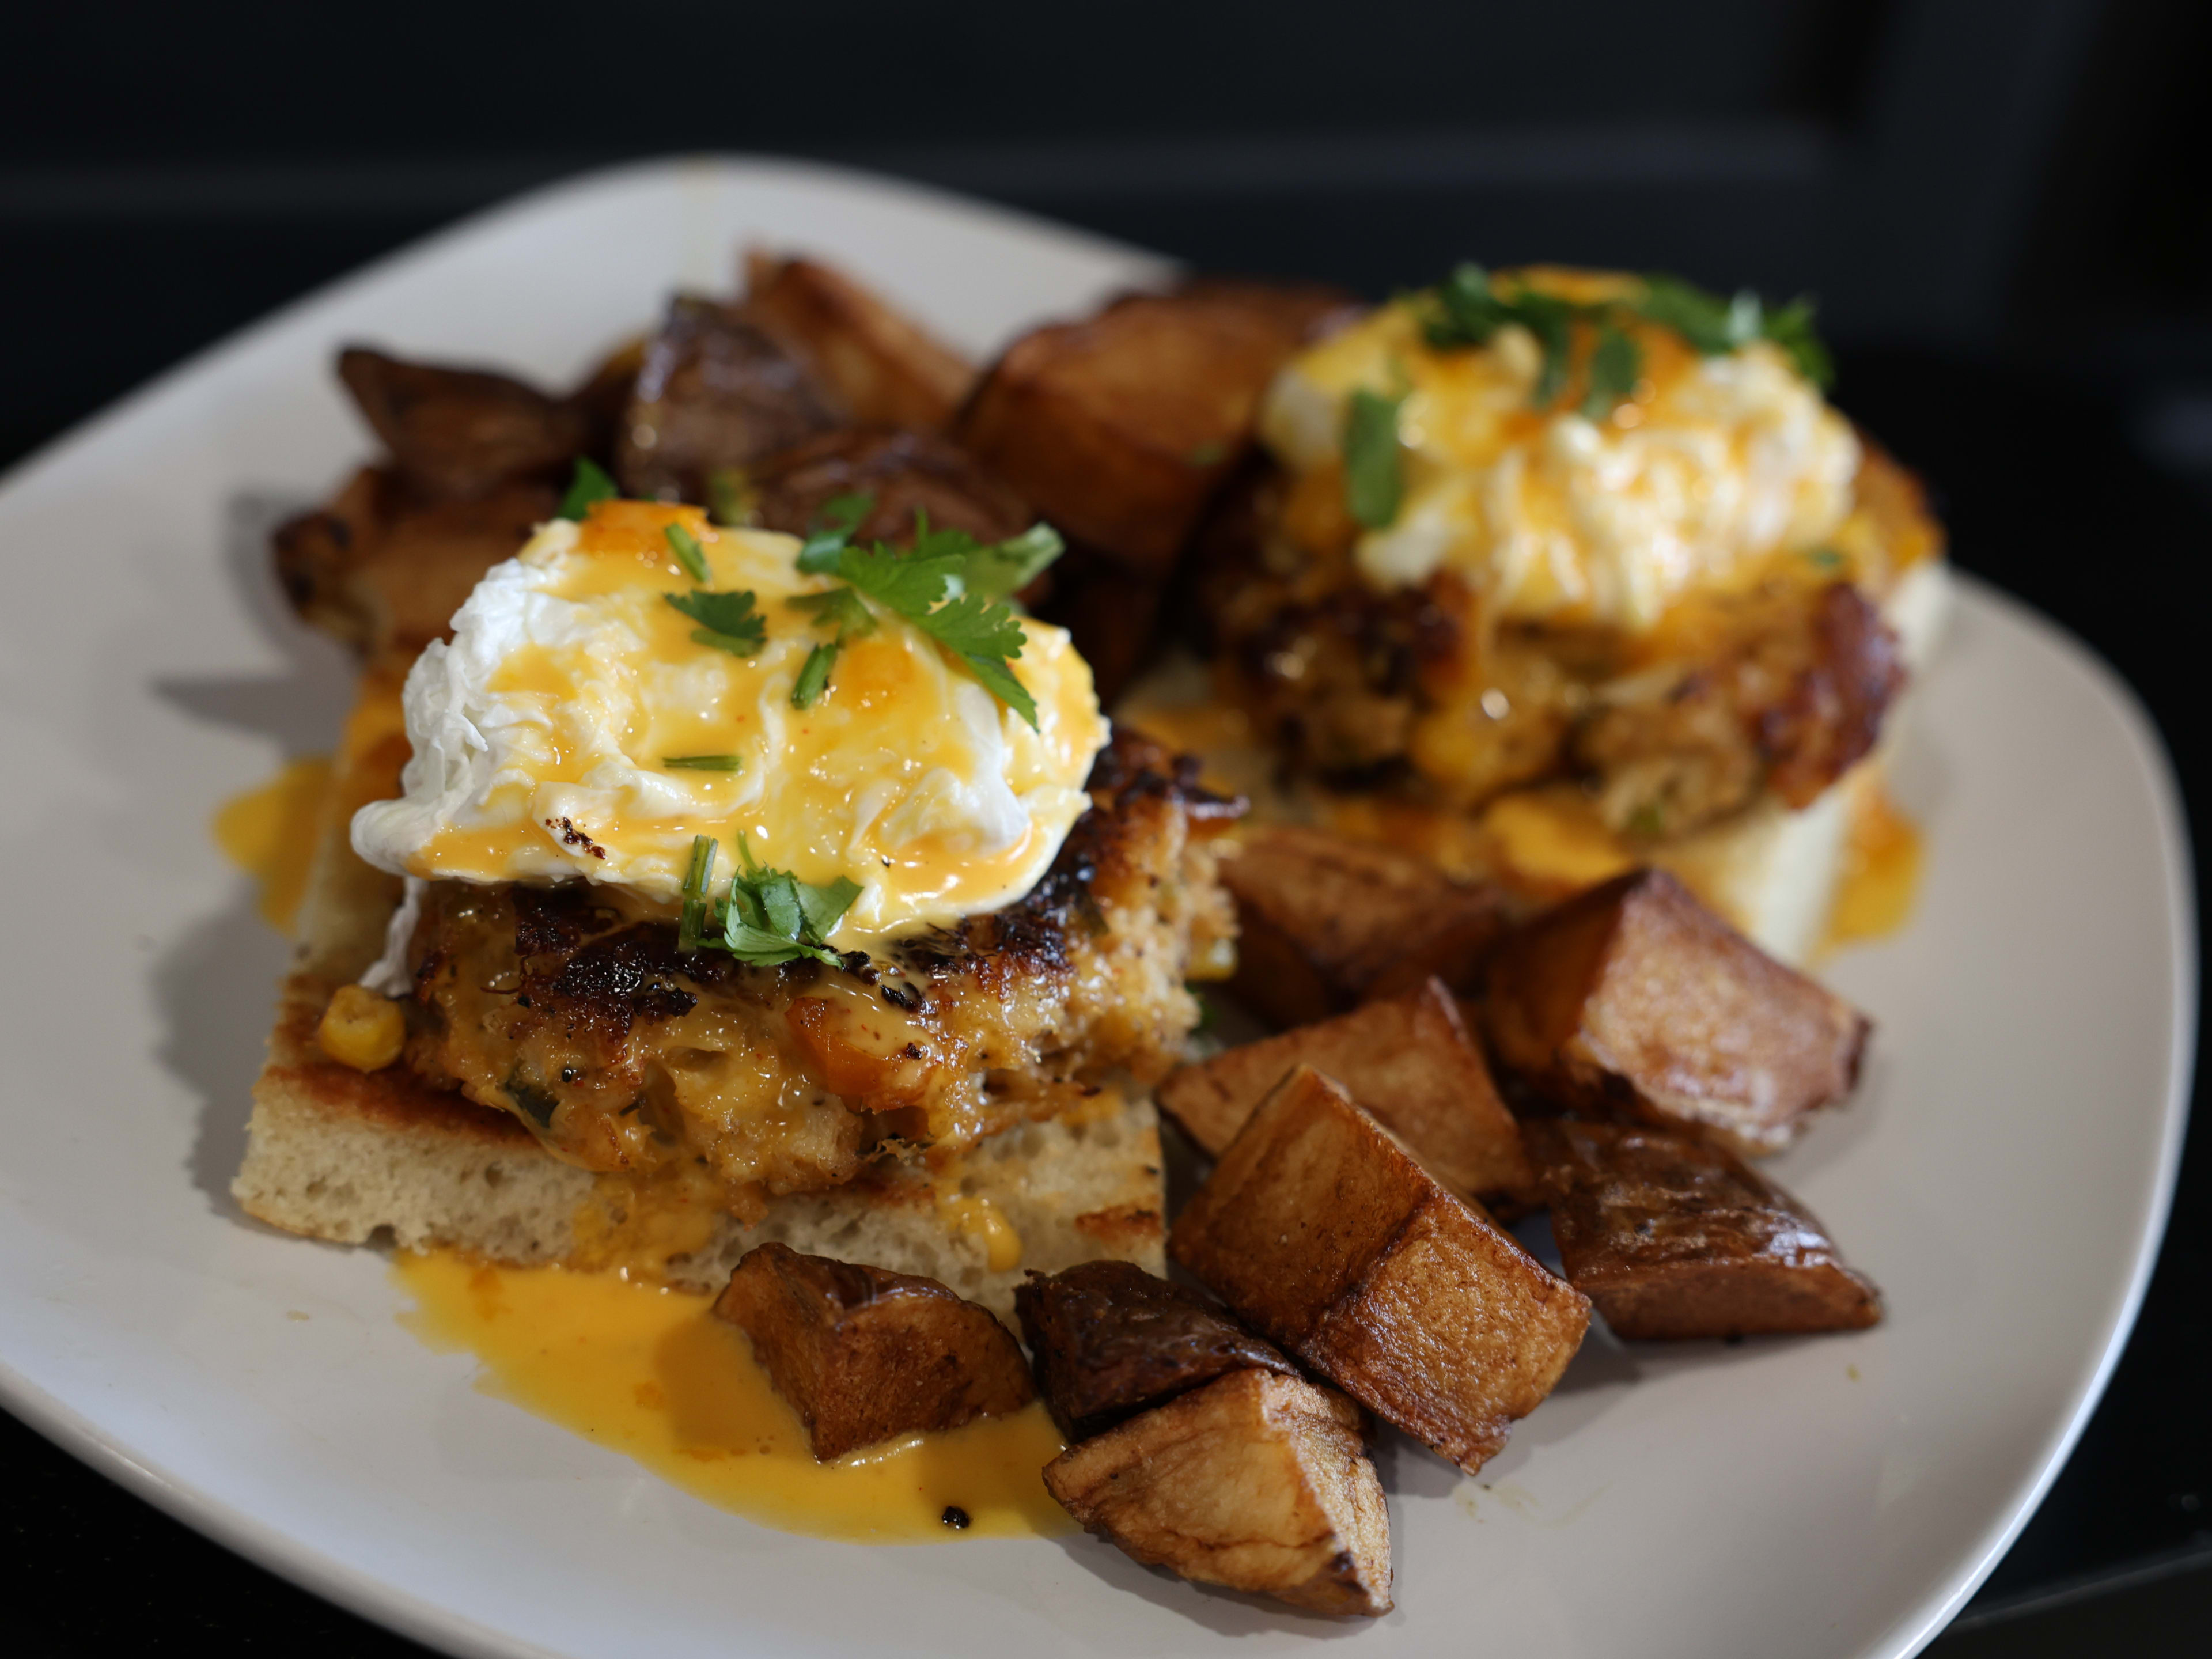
(795, 873, 862, 941)
(675, 834, 860, 968)
(665, 588, 765, 655)
(838, 541, 965, 616)
(960, 522, 1065, 600)
(1422, 263, 1512, 348)
(796, 492, 875, 574)
(1342, 389, 1406, 530)
(1581, 323, 1643, 419)
(664, 522, 710, 584)
(557, 457, 619, 521)
(786, 586, 877, 642)
(1759, 296, 1834, 388)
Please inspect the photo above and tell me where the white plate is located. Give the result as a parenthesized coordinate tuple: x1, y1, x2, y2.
(0, 157, 2194, 1659)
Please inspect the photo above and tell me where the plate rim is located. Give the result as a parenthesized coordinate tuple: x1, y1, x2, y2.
(0, 156, 2196, 1659)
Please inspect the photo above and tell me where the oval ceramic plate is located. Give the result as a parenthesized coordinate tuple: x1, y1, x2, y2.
(0, 158, 2194, 1659)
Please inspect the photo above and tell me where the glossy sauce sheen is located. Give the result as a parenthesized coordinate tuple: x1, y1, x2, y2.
(350, 500, 1108, 948)
(393, 1249, 1073, 1543)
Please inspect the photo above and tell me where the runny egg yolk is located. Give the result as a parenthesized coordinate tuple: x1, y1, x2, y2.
(1259, 270, 1861, 633)
(350, 501, 1109, 948)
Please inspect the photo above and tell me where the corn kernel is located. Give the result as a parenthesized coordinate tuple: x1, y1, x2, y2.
(1186, 934, 1238, 982)
(317, 984, 406, 1073)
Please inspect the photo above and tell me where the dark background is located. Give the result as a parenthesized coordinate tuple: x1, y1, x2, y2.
(5, 0, 2208, 1652)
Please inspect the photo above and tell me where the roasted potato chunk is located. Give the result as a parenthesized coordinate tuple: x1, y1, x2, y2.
(335, 347, 587, 501)
(714, 1243, 1033, 1460)
(1014, 1260, 1297, 1441)
(1160, 978, 1530, 1199)
(1044, 1368, 1391, 1617)
(1526, 1119, 1882, 1339)
(615, 295, 840, 503)
(1219, 825, 1509, 1028)
(957, 281, 1353, 576)
(744, 253, 976, 431)
(273, 466, 554, 656)
(1485, 868, 1869, 1156)
(1172, 1066, 1588, 1474)
(748, 427, 1033, 549)
(1031, 543, 1165, 707)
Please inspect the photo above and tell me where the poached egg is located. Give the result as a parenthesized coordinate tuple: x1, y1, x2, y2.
(352, 500, 1108, 949)
(1259, 269, 1860, 634)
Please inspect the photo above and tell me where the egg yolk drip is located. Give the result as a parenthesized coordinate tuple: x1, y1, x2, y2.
(352, 501, 1109, 948)
(1259, 268, 1861, 633)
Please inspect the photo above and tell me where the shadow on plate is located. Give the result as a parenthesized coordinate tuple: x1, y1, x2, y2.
(152, 488, 355, 1223)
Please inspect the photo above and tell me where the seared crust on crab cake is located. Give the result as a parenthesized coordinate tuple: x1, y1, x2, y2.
(392, 728, 1238, 1207)
(233, 690, 1207, 1309)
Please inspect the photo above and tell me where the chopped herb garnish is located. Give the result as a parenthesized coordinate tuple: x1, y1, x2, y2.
(663, 753, 743, 771)
(707, 467, 756, 528)
(953, 521, 1065, 600)
(796, 493, 876, 574)
(790, 642, 838, 710)
(665, 588, 765, 656)
(664, 522, 710, 583)
(1412, 264, 1836, 415)
(1342, 389, 1406, 530)
(782, 512, 1065, 726)
(1187, 440, 1228, 467)
(1805, 546, 1846, 572)
(675, 834, 861, 967)
(1582, 323, 1643, 419)
(557, 457, 619, 521)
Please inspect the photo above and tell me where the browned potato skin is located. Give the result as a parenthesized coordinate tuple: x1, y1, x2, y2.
(1527, 1119, 1882, 1338)
(745, 253, 976, 431)
(748, 427, 1033, 549)
(615, 295, 840, 503)
(1172, 1067, 1588, 1474)
(335, 348, 588, 502)
(1161, 978, 1531, 1199)
(1032, 544, 1165, 709)
(1044, 1368, 1392, 1618)
(956, 281, 1355, 577)
(1220, 825, 1510, 1029)
(1485, 869, 1870, 1157)
(714, 1243, 1034, 1460)
(273, 465, 555, 657)
(1014, 1260, 1297, 1441)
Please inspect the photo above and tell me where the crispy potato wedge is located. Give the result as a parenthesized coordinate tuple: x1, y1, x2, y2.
(335, 347, 586, 501)
(1172, 1067, 1588, 1474)
(748, 427, 1033, 549)
(1526, 1119, 1881, 1339)
(1031, 543, 1165, 707)
(714, 1242, 1033, 1460)
(615, 295, 840, 503)
(273, 467, 554, 657)
(957, 281, 1354, 576)
(1015, 1260, 1297, 1441)
(1484, 868, 1869, 1156)
(744, 253, 976, 431)
(1160, 978, 1531, 1199)
(1044, 1368, 1391, 1617)
(1219, 825, 1510, 1028)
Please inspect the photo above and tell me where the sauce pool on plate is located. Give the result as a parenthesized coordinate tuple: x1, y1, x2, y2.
(392, 1249, 1073, 1544)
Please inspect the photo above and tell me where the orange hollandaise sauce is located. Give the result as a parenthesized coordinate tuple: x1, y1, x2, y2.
(1825, 786, 1923, 949)
(213, 756, 332, 930)
(392, 1250, 1073, 1544)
